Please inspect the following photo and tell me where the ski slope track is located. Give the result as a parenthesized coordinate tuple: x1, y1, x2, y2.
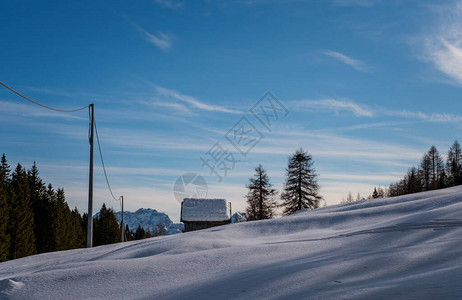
(1, 187, 462, 299)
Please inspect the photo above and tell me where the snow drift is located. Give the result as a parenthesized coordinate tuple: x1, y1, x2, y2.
(1, 186, 462, 299)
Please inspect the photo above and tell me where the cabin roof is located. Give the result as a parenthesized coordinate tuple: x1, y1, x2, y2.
(181, 198, 230, 222)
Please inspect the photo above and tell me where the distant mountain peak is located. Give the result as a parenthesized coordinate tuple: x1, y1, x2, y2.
(115, 208, 183, 235)
(134, 208, 159, 213)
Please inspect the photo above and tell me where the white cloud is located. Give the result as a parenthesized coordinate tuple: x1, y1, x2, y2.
(89, 128, 211, 152)
(239, 127, 423, 166)
(293, 98, 373, 117)
(155, 85, 241, 114)
(321, 172, 402, 183)
(426, 38, 462, 85)
(19, 85, 106, 100)
(340, 121, 411, 132)
(323, 50, 370, 72)
(154, 0, 183, 9)
(387, 109, 462, 123)
(0, 100, 86, 120)
(421, 2, 462, 85)
(132, 22, 172, 51)
(145, 99, 192, 114)
(292, 97, 462, 123)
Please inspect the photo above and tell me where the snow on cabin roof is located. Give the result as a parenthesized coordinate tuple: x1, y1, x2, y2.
(181, 198, 230, 222)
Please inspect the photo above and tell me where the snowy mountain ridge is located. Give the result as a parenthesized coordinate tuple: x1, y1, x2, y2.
(93, 208, 183, 235)
(114, 208, 183, 235)
(1, 186, 462, 299)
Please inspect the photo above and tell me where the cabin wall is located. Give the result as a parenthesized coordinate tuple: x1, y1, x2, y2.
(183, 221, 230, 232)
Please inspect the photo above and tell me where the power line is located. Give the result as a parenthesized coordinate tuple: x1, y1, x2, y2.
(0, 81, 89, 112)
(1, 81, 122, 246)
(94, 118, 119, 202)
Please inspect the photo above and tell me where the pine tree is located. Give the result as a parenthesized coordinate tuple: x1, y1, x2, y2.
(346, 192, 354, 203)
(94, 203, 121, 246)
(281, 148, 322, 215)
(406, 167, 421, 194)
(134, 225, 145, 240)
(9, 164, 36, 259)
(70, 207, 85, 249)
(0, 179, 9, 261)
(420, 153, 431, 191)
(387, 183, 398, 197)
(0, 154, 11, 262)
(377, 187, 385, 198)
(54, 188, 72, 251)
(81, 212, 88, 241)
(439, 169, 447, 189)
(447, 140, 462, 186)
(245, 165, 277, 220)
(44, 184, 58, 252)
(427, 146, 444, 190)
(27, 162, 51, 254)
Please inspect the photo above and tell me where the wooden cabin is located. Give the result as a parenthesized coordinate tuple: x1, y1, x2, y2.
(181, 198, 232, 232)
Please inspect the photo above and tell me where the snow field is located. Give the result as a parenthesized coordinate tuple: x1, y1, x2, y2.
(1, 186, 461, 299)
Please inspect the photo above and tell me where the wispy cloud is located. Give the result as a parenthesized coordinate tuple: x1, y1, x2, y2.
(386, 109, 462, 123)
(240, 126, 423, 165)
(424, 38, 462, 85)
(421, 2, 462, 85)
(293, 99, 373, 117)
(131, 22, 172, 51)
(21, 86, 73, 98)
(99, 129, 211, 153)
(142, 99, 192, 115)
(322, 172, 402, 183)
(155, 85, 241, 114)
(323, 50, 370, 72)
(331, 0, 377, 7)
(19, 85, 106, 100)
(154, 0, 183, 9)
(0, 101, 87, 121)
(340, 121, 411, 132)
(292, 97, 462, 124)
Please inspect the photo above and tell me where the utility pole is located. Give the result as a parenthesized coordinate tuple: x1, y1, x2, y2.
(87, 104, 94, 248)
(121, 196, 124, 242)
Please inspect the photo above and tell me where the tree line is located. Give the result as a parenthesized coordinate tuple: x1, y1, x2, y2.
(386, 141, 462, 197)
(0, 154, 85, 262)
(341, 187, 386, 204)
(0, 154, 162, 262)
(245, 148, 322, 220)
(342, 141, 462, 203)
(132, 223, 167, 240)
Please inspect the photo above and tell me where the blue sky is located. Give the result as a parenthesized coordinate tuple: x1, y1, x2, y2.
(2, 0, 462, 222)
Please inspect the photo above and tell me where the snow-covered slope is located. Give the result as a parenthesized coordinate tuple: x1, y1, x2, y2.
(1, 187, 462, 299)
(113, 208, 184, 235)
